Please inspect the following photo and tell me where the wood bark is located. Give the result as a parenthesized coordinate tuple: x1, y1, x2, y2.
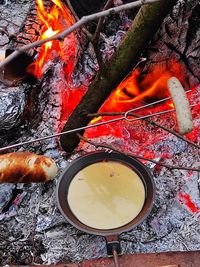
(4, 1, 51, 83)
(142, 0, 200, 88)
(60, 0, 178, 153)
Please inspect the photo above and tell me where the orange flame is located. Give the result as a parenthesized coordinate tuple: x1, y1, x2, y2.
(90, 61, 186, 125)
(103, 61, 186, 112)
(27, 0, 75, 78)
(90, 116, 102, 124)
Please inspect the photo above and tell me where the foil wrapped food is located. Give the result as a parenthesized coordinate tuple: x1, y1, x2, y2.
(0, 84, 26, 132)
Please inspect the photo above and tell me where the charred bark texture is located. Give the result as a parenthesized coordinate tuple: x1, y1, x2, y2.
(60, 0, 178, 153)
(6, 1, 53, 56)
(4, 1, 52, 83)
(143, 0, 200, 88)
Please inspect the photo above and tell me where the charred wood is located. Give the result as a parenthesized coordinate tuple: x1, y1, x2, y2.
(3, 1, 52, 84)
(60, 0, 178, 153)
(6, 1, 52, 57)
(143, 0, 200, 88)
(0, 69, 54, 149)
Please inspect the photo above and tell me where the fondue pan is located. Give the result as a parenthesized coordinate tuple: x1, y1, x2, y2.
(56, 151, 155, 264)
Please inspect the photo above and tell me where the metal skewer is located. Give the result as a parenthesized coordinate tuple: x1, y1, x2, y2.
(0, 95, 195, 152)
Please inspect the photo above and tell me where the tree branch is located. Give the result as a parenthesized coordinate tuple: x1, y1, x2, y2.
(65, 0, 80, 21)
(60, 0, 177, 153)
(87, 111, 200, 150)
(0, 0, 160, 69)
(92, 0, 114, 67)
(77, 134, 200, 172)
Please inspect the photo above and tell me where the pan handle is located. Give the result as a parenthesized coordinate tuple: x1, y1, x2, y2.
(105, 235, 121, 267)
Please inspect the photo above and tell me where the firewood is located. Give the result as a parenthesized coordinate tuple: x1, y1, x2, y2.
(167, 77, 193, 135)
(60, 0, 178, 153)
(0, 152, 58, 183)
(4, 1, 51, 83)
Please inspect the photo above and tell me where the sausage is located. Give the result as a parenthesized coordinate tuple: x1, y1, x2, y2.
(0, 152, 58, 183)
(167, 77, 193, 134)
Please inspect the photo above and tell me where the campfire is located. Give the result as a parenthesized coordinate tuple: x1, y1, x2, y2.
(0, 0, 200, 265)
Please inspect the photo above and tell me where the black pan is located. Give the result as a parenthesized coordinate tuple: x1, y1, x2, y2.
(56, 151, 155, 261)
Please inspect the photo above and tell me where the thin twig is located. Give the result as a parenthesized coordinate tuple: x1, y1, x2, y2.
(77, 133, 200, 172)
(65, 0, 79, 21)
(0, 0, 160, 69)
(113, 249, 120, 267)
(65, 0, 93, 42)
(87, 111, 200, 150)
(92, 0, 114, 67)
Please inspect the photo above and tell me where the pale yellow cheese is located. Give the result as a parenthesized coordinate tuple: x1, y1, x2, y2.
(68, 161, 145, 230)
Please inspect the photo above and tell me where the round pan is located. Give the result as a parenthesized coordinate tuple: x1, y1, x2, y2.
(56, 151, 155, 236)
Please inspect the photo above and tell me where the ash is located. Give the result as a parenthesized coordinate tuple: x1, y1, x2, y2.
(0, 0, 200, 265)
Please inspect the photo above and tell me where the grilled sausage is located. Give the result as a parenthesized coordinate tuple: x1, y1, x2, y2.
(0, 152, 58, 183)
(168, 77, 193, 134)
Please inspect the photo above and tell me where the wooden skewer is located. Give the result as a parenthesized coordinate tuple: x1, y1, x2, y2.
(113, 249, 120, 267)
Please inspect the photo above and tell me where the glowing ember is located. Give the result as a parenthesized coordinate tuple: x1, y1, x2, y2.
(87, 61, 188, 137)
(27, 0, 75, 78)
(26, 1, 198, 161)
(90, 116, 102, 124)
(178, 193, 199, 214)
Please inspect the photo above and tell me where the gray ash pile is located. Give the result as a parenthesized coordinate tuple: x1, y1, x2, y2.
(0, 0, 200, 265)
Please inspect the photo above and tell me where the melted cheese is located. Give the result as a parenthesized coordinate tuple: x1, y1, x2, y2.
(68, 161, 145, 230)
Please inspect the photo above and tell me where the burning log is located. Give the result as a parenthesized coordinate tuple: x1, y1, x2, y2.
(0, 152, 58, 183)
(6, 3, 48, 57)
(3, 1, 52, 83)
(168, 77, 193, 134)
(4, 4, 39, 83)
(60, 0, 178, 153)
(142, 0, 200, 88)
(0, 0, 77, 147)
